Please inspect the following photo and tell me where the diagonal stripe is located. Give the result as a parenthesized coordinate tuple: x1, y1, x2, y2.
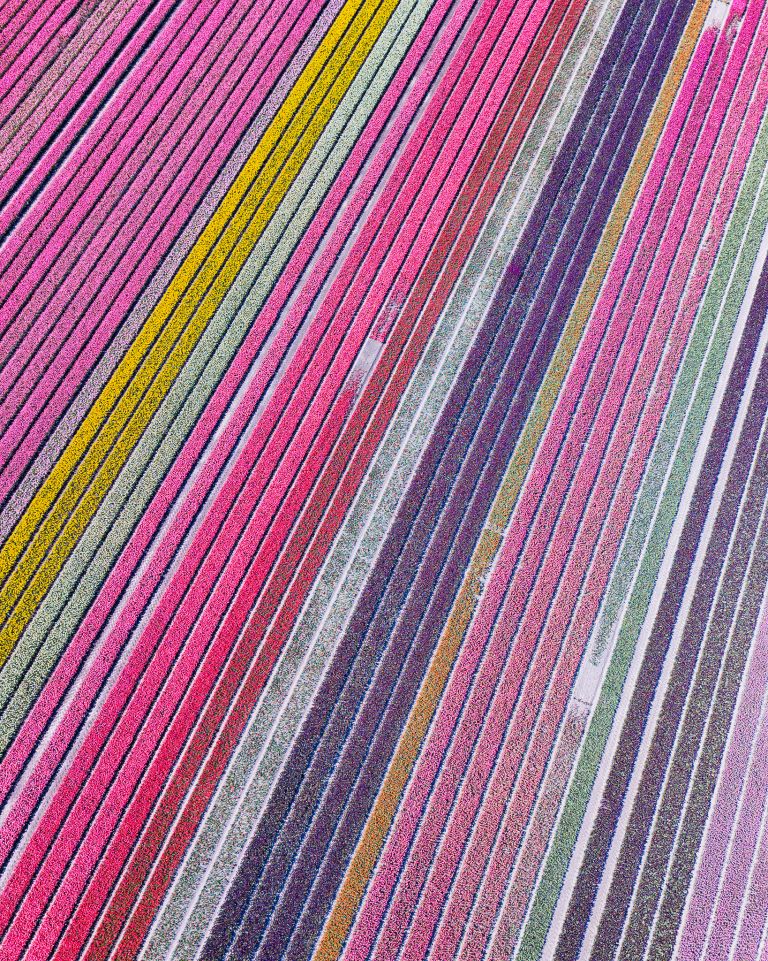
(310, 2, 712, 957)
